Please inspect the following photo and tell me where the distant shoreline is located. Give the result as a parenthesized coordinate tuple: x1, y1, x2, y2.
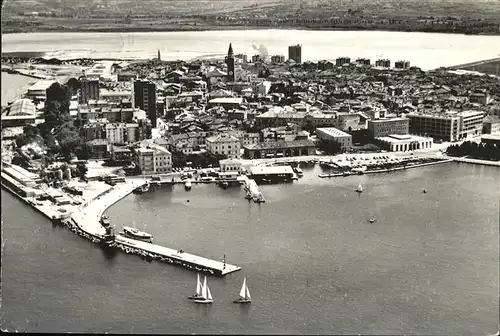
(2, 25, 498, 36)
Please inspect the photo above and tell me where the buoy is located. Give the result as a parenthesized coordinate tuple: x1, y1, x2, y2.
(187, 200, 190, 203)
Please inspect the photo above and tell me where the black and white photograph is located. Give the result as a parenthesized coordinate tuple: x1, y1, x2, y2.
(1, 0, 499, 334)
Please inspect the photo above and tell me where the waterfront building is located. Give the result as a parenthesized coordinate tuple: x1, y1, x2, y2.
(206, 133, 241, 159)
(1, 99, 36, 127)
(336, 57, 351, 66)
(407, 110, 484, 141)
(134, 79, 157, 128)
(316, 127, 353, 152)
(482, 116, 500, 134)
(367, 117, 410, 138)
(376, 134, 433, 152)
(395, 60, 411, 69)
(79, 77, 100, 104)
(135, 145, 172, 175)
(243, 140, 315, 159)
(219, 158, 242, 173)
(375, 59, 391, 68)
(226, 43, 235, 82)
(288, 44, 302, 64)
(25, 80, 56, 101)
(481, 134, 500, 145)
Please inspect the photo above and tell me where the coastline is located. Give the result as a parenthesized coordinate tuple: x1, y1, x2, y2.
(2, 25, 498, 36)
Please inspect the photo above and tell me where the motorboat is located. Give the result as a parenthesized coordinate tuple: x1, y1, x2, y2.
(219, 181, 229, 189)
(293, 167, 304, 177)
(184, 179, 192, 191)
(121, 226, 153, 243)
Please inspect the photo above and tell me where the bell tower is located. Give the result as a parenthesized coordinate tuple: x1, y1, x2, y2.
(225, 43, 235, 82)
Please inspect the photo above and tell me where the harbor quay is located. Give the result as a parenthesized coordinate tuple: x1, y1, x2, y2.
(1, 164, 242, 276)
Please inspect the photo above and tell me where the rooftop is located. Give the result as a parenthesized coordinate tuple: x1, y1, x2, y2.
(244, 139, 315, 150)
(3, 99, 36, 117)
(317, 127, 351, 137)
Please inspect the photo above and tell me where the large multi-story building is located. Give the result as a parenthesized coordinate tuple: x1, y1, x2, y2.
(79, 77, 100, 104)
(271, 55, 286, 64)
(288, 44, 302, 64)
(135, 145, 172, 175)
(367, 118, 410, 138)
(206, 133, 241, 159)
(316, 127, 353, 152)
(407, 110, 484, 141)
(483, 116, 500, 134)
(134, 80, 157, 128)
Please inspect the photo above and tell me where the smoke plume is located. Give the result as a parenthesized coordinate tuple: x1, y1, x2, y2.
(252, 44, 269, 62)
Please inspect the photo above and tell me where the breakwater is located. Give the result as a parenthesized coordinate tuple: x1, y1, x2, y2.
(318, 158, 452, 178)
(1, 176, 241, 276)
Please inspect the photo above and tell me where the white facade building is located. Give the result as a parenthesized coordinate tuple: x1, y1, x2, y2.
(316, 127, 353, 152)
(135, 145, 172, 175)
(206, 133, 241, 159)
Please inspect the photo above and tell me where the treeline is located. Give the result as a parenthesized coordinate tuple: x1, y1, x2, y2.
(15, 80, 91, 163)
(447, 141, 500, 161)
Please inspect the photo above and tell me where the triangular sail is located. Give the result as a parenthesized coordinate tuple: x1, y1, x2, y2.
(245, 283, 251, 300)
(196, 274, 201, 295)
(239, 278, 247, 298)
(201, 276, 208, 299)
(207, 285, 213, 301)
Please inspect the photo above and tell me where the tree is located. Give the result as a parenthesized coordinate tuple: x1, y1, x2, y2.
(76, 162, 88, 181)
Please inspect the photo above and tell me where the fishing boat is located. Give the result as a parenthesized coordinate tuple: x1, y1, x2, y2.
(355, 184, 363, 193)
(233, 277, 252, 304)
(193, 276, 213, 304)
(188, 274, 203, 300)
(121, 226, 153, 243)
(184, 179, 192, 191)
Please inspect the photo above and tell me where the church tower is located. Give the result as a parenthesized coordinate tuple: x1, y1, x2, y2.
(225, 43, 235, 82)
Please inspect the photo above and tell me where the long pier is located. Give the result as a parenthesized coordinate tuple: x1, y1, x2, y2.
(1, 171, 241, 276)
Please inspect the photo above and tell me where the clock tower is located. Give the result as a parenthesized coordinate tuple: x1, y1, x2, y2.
(225, 43, 235, 82)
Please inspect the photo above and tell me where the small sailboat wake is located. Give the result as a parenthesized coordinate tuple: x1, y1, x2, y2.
(233, 277, 251, 304)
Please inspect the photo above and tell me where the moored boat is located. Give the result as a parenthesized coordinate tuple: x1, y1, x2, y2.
(121, 226, 153, 243)
(184, 179, 192, 191)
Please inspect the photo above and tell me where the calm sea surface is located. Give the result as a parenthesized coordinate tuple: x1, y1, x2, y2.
(1, 162, 499, 334)
(1, 72, 37, 105)
(3, 30, 500, 70)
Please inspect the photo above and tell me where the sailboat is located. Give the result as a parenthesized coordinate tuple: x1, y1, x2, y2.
(188, 274, 203, 300)
(355, 184, 363, 193)
(193, 276, 213, 304)
(233, 277, 251, 304)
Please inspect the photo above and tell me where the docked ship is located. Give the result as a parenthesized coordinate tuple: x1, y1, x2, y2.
(120, 226, 153, 243)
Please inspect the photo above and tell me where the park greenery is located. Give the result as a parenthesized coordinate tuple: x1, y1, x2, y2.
(15, 80, 90, 163)
(446, 141, 500, 161)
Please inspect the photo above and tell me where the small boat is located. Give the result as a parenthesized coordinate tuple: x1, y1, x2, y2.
(219, 180, 229, 189)
(184, 179, 192, 191)
(355, 184, 363, 193)
(193, 276, 213, 304)
(133, 182, 150, 194)
(368, 218, 377, 223)
(422, 189, 427, 194)
(122, 226, 153, 242)
(294, 167, 304, 177)
(233, 277, 252, 304)
(188, 274, 203, 300)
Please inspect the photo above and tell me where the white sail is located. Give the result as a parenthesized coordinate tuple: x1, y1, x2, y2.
(357, 184, 363, 192)
(201, 276, 208, 299)
(196, 274, 202, 296)
(245, 284, 251, 300)
(207, 285, 213, 301)
(239, 278, 247, 298)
